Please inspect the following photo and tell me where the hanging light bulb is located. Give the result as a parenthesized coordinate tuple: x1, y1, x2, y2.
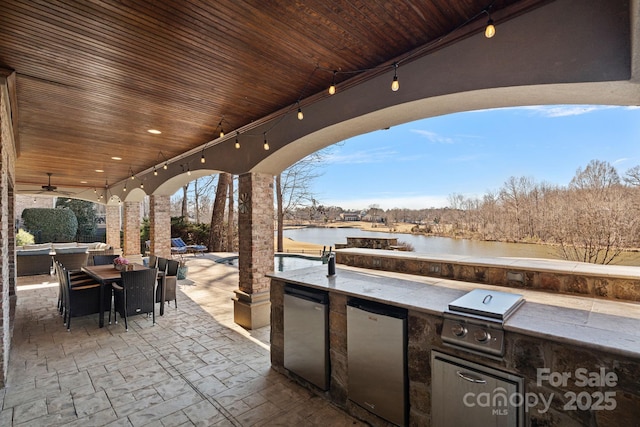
(187, 166, 191, 176)
(235, 132, 240, 149)
(153, 166, 158, 176)
(130, 172, 135, 180)
(328, 71, 337, 95)
(391, 63, 400, 92)
(163, 162, 168, 170)
(263, 134, 269, 151)
(200, 151, 206, 163)
(297, 104, 304, 120)
(485, 18, 496, 38)
(123, 183, 127, 192)
(140, 182, 144, 189)
(219, 127, 224, 138)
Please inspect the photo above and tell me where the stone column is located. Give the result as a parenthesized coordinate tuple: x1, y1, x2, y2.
(149, 194, 171, 258)
(234, 172, 274, 329)
(122, 201, 141, 263)
(0, 73, 17, 388)
(105, 204, 121, 251)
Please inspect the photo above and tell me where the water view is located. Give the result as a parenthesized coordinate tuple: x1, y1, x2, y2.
(283, 227, 640, 266)
(217, 254, 323, 271)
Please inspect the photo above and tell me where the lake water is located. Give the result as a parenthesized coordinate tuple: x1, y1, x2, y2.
(283, 227, 640, 266)
(217, 253, 323, 271)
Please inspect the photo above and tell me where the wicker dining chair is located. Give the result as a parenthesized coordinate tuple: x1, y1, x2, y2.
(56, 262, 105, 331)
(92, 254, 120, 266)
(156, 259, 179, 311)
(112, 268, 158, 331)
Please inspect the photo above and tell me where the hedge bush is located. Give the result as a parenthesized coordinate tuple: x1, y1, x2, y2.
(22, 208, 78, 243)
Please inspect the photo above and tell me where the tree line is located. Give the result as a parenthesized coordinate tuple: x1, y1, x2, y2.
(156, 157, 640, 265)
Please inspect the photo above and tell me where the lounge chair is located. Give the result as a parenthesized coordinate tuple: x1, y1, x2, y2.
(171, 237, 207, 256)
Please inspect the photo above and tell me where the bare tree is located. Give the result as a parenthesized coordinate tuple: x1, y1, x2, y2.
(209, 173, 230, 252)
(227, 175, 235, 252)
(181, 184, 189, 218)
(275, 149, 329, 252)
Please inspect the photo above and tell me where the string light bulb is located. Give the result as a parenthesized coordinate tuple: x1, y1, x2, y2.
(328, 71, 337, 95)
(485, 18, 495, 38)
(297, 104, 304, 120)
(200, 151, 206, 163)
(235, 132, 240, 149)
(163, 162, 168, 170)
(219, 127, 224, 138)
(263, 134, 269, 151)
(140, 182, 144, 189)
(187, 166, 191, 176)
(391, 63, 399, 91)
(153, 166, 158, 176)
(123, 183, 127, 192)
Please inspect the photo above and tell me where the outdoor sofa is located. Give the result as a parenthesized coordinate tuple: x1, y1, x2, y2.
(16, 242, 121, 276)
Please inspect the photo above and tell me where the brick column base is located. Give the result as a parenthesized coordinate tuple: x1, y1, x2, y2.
(234, 172, 274, 329)
(149, 195, 171, 258)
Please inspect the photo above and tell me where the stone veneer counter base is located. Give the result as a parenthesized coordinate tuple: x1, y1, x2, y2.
(270, 265, 640, 358)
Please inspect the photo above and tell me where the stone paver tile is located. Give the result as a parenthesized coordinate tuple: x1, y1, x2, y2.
(12, 397, 47, 424)
(235, 401, 282, 426)
(92, 370, 127, 391)
(127, 390, 203, 427)
(66, 407, 119, 427)
(182, 399, 227, 426)
(191, 375, 228, 398)
(0, 408, 12, 426)
(59, 369, 93, 391)
(112, 392, 164, 418)
(159, 410, 191, 427)
(104, 417, 134, 427)
(152, 376, 193, 400)
(3, 386, 48, 408)
(73, 389, 112, 418)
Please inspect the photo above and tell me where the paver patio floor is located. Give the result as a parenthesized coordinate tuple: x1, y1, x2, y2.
(0, 255, 362, 426)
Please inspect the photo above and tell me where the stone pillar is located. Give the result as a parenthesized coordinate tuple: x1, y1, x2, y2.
(105, 204, 121, 250)
(149, 194, 171, 258)
(122, 201, 141, 263)
(0, 73, 17, 387)
(234, 172, 274, 329)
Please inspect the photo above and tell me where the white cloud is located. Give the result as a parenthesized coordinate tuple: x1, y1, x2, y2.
(518, 105, 614, 117)
(410, 129, 455, 144)
(325, 147, 399, 164)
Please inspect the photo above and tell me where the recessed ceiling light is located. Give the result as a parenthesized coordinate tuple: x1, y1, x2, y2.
(95, 169, 104, 173)
(147, 129, 161, 134)
(111, 156, 122, 160)
(80, 181, 87, 184)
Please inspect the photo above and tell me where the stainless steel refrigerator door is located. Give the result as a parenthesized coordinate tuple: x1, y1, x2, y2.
(347, 305, 407, 426)
(431, 351, 524, 427)
(283, 293, 329, 390)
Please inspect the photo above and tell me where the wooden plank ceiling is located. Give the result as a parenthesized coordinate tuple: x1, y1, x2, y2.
(0, 0, 542, 194)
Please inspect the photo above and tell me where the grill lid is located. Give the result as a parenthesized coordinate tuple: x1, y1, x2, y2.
(448, 289, 524, 321)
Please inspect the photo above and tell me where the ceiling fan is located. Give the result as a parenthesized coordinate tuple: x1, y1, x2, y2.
(23, 173, 74, 196)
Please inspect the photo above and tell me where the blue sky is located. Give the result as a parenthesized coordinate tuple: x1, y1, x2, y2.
(310, 105, 640, 210)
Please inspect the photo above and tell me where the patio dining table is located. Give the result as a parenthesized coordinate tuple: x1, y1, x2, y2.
(82, 263, 154, 327)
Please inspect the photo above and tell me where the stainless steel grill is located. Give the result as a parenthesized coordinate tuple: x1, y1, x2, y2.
(441, 289, 524, 358)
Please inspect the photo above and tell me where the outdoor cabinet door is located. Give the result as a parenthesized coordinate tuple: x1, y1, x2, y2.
(431, 352, 524, 427)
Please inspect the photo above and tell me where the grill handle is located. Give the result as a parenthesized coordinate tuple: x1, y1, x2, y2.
(456, 370, 487, 384)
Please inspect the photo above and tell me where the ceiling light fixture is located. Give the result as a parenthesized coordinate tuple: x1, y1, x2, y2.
(153, 166, 158, 176)
(483, 5, 496, 38)
(391, 63, 400, 91)
(297, 102, 304, 120)
(111, 156, 122, 161)
(328, 71, 337, 95)
(235, 132, 240, 149)
(123, 182, 127, 192)
(200, 150, 206, 164)
(147, 129, 161, 134)
(263, 134, 269, 151)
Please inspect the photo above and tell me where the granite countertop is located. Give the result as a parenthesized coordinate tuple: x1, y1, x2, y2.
(269, 265, 640, 359)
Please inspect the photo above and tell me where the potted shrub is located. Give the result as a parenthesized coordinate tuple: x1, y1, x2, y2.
(177, 260, 188, 279)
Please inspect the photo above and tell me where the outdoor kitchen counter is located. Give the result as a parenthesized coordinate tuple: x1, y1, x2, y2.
(269, 265, 640, 359)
